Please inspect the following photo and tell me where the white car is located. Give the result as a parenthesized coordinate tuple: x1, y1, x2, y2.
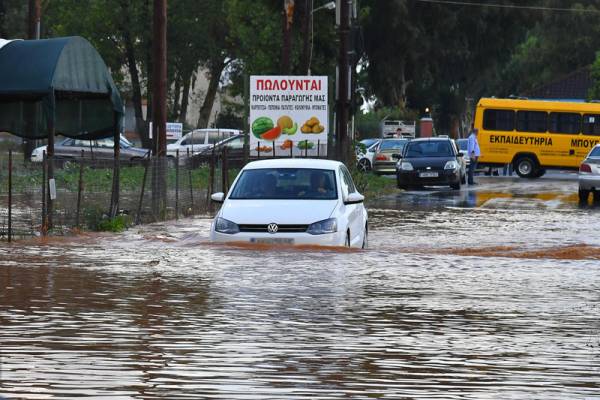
(167, 128, 241, 158)
(578, 144, 600, 202)
(356, 140, 381, 172)
(210, 158, 368, 248)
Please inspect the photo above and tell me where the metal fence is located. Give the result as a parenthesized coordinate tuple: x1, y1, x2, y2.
(0, 146, 329, 240)
(0, 150, 229, 240)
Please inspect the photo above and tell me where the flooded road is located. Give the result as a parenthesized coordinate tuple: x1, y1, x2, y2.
(1, 175, 599, 399)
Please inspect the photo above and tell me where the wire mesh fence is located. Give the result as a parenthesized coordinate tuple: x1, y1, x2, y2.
(0, 144, 330, 240)
(0, 150, 230, 240)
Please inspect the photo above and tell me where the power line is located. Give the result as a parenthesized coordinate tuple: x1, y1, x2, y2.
(413, 0, 600, 13)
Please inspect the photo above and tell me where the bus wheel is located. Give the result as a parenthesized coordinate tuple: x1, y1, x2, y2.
(535, 169, 546, 178)
(514, 156, 538, 178)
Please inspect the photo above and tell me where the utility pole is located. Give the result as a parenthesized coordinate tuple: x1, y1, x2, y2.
(152, 0, 167, 157)
(301, 0, 312, 74)
(28, 0, 41, 39)
(23, 0, 41, 161)
(336, 0, 350, 164)
(152, 0, 167, 217)
(282, 0, 295, 74)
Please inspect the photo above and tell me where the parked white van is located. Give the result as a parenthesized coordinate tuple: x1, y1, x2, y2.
(167, 128, 242, 158)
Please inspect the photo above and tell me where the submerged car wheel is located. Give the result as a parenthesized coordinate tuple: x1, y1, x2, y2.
(361, 226, 368, 249)
(397, 174, 408, 190)
(450, 181, 461, 190)
(579, 188, 590, 203)
(357, 158, 371, 172)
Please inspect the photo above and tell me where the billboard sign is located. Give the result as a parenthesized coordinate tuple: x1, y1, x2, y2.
(166, 122, 183, 140)
(149, 122, 183, 140)
(250, 75, 328, 156)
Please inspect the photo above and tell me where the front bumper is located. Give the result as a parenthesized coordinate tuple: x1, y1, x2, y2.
(397, 169, 460, 186)
(579, 175, 600, 191)
(373, 161, 399, 174)
(30, 152, 43, 162)
(210, 230, 347, 247)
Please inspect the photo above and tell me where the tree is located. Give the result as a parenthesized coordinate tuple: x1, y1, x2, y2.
(360, 0, 532, 134)
(498, 1, 600, 96)
(588, 52, 600, 101)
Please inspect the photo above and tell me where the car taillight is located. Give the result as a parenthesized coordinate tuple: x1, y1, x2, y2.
(580, 163, 592, 173)
(375, 154, 388, 161)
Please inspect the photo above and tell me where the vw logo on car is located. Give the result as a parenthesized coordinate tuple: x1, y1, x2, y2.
(267, 223, 279, 234)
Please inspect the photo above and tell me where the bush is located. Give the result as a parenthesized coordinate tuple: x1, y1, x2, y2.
(84, 207, 132, 232)
(96, 215, 132, 232)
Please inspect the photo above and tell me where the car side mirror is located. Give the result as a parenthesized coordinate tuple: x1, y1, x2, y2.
(392, 153, 402, 159)
(457, 152, 464, 157)
(344, 192, 364, 205)
(211, 192, 225, 203)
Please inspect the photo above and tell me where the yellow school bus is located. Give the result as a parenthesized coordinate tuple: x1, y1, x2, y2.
(474, 98, 600, 177)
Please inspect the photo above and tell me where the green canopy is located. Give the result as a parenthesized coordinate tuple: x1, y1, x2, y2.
(0, 36, 123, 140)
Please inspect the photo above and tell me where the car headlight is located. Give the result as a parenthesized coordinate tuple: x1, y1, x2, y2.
(307, 218, 337, 235)
(400, 161, 413, 171)
(214, 217, 239, 234)
(444, 160, 459, 170)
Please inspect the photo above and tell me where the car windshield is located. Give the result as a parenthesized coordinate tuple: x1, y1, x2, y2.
(405, 141, 454, 157)
(361, 139, 378, 148)
(379, 140, 407, 151)
(589, 147, 600, 157)
(120, 135, 133, 147)
(229, 168, 338, 200)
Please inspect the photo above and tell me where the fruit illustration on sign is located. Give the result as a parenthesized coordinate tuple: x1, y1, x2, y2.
(301, 116, 325, 134)
(297, 140, 315, 150)
(277, 115, 298, 135)
(255, 145, 273, 152)
(252, 117, 283, 140)
(280, 139, 293, 150)
(252, 117, 274, 139)
(261, 126, 282, 141)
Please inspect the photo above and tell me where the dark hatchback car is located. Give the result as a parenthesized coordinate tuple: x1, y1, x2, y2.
(396, 137, 465, 190)
(189, 134, 246, 168)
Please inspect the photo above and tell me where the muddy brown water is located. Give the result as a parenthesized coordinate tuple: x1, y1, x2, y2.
(1, 177, 599, 399)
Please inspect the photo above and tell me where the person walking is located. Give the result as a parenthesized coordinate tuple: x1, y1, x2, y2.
(467, 126, 480, 185)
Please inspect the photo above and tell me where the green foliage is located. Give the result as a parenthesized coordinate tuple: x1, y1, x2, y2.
(499, 2, 600, 96)
(95, 215, 132, 232)
(349, 166, 397, 200)
(0, 0, 27, 38)
(6, 0, 600, 144)
(83, 207, 132, 232)
(361, 0, 532, 132)
(7, 163, 213, 193)
(588, 52, 600, 101)
(215, 107, 245, 130)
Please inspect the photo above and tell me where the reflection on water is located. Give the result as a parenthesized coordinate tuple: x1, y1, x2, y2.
(1, 177, 600, 399)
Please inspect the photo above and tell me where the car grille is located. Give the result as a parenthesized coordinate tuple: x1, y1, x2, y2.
(415, 167, 444, 172)
(238, 224, 309, 233)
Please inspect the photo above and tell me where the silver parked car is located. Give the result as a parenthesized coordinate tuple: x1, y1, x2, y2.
(578, 144, 600, 203)
(372, 138, 409, 175)
(31, 136, 149, 163)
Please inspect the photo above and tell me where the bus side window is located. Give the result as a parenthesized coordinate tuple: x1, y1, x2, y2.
(583, 114, 600, 135)
(483, 109, 515, 131)
(517, 111, 547, 133)
(549, 112, 581, 134)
